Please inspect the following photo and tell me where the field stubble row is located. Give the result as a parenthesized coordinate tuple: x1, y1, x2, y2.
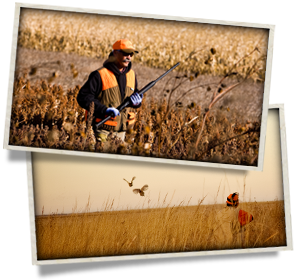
(18, 8, 269, 81)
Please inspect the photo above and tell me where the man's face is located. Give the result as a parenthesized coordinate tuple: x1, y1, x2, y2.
(113, 50, 134, 69)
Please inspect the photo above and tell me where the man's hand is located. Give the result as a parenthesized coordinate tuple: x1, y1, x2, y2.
(130, 92, 143, 106)
(106, 107, 120, 117)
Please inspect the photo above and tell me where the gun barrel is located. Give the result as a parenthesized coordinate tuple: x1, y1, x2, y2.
(154, 62, 180, 84)
(137, 62, 180, 97)
(137, 80, 156, 96)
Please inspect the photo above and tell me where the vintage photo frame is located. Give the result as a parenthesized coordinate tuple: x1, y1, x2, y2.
(26, 105, 292, 265)
(4, 3, 275, 171)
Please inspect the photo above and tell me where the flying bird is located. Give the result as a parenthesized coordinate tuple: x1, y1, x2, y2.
(123, 176, 136, 187)
(133, 185, 149, 196)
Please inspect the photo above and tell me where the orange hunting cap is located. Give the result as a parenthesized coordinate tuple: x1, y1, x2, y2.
(226, 192, 239, 206)
(113, 39, 139, 53)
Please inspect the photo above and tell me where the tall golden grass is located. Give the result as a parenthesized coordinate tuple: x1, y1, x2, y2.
(35, 200, 286, 260)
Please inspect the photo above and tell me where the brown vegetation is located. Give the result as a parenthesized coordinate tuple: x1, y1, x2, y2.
(35, 201, 286, 260)
(9, 74, 261, 164)
(18, 8, 268, 80)
(9, 8, 269, 165)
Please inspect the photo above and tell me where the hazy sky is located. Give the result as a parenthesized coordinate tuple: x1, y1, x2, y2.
(32, 109, 284, 215)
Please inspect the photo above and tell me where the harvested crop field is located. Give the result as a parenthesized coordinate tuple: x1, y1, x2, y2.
(18, 8, 269, 80)
(35, 201, 287, 260)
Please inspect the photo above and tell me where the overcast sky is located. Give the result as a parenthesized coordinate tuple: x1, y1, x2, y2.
(32, 109, 284, 215)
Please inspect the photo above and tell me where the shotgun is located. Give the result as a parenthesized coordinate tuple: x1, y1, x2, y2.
(95, 62, 180, 129)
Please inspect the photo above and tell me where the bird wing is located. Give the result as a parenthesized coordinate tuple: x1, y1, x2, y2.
(141, 185, 149, 191)
(133, 189, 140, 194)
(131, 176, 136, 183)
(123, 178, 130, 184)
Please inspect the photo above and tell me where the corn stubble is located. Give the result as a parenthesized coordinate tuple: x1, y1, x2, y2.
(35, 200, 286, 260)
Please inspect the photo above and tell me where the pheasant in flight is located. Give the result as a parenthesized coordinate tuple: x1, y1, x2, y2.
(123, 176, 136, 187)
(133, 185, 149, 196)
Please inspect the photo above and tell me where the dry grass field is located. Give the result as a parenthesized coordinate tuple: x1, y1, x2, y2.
(35, 201, 286, 260)
(9, 8, 270, 165)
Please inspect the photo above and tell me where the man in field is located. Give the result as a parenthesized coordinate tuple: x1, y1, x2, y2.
(77, 39, 143, 142)
(212, 192, 253, 249)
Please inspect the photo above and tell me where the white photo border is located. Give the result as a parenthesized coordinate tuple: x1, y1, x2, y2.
(5, 2, 274, 171)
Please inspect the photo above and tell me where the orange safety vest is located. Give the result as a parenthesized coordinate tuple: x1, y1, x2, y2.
(85, 67, 136, 132)
(238, 209, 253, 226)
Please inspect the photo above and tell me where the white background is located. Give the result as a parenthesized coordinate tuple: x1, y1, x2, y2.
(0, 1, 300, 279)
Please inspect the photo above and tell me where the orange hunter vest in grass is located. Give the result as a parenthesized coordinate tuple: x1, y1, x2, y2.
(96, 67, 136, 132)
(238, 209, 253, 226)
